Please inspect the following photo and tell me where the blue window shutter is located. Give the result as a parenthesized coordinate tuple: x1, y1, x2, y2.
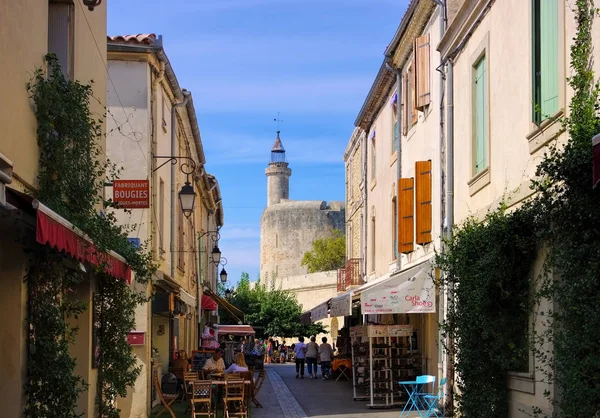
(393, 121, 399, 152)
(540, 0, 559, 118)
(474, 57, 487, 173)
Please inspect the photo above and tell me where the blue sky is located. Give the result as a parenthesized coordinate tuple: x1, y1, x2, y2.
(108, 0, 409, 285)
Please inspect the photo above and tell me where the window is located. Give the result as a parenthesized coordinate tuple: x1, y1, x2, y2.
(371, 215, 376, 271)
(532, 0, 559, 124)
(391, 95, 399, 154)
(414, 33, 431, 110)
(474, 55, 488, 174)
(370, 131, 376, 181)
(159, 178, 165, 252)
(48, 0, 74, 79)
(392, 197, 397, 260)
(402, 61, 418, 135)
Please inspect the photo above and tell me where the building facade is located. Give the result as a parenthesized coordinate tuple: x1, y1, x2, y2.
(0, 1, 107, 416)
(106, 34, 224, 417)
(347, 0, 443, 380)
(437, 0, 600, 415)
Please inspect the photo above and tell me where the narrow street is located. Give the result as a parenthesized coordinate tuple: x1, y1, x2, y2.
(253, 364, 418, 418)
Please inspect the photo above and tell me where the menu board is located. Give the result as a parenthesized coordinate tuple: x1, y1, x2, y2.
(191, 350, 214, 371)
(389, 325, 413, 337)
(367, 325, 390, 338)
(350, 326, 367, 338)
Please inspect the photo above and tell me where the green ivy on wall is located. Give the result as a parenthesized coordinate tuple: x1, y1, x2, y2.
(25, 55, 156, 418)
(436, 205, 538, 418)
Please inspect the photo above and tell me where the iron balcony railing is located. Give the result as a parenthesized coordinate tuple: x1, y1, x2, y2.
(337, 258, 363, 292)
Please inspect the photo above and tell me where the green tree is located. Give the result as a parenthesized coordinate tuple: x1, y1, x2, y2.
(221, 272, 326, 338)
(301, 229, 346, 273)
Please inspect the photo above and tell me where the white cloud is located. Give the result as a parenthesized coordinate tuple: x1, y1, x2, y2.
(201, 132, 346, 165)
(180, 74, 372, 114)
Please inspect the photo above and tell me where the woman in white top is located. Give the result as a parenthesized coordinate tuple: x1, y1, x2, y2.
(225, 352, 249, 374)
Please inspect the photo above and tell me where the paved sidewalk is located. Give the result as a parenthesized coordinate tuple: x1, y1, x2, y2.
(271, 363, 417, 418)
(250, 367, 284, 417)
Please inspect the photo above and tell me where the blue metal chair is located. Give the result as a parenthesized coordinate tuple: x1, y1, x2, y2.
(421, 377, 447, 417)
(414, 375, 436, 416)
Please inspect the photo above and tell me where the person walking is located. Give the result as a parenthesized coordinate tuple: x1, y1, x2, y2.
(294, 337, 307, 379)
(318, 336, 334, 379)
(266, 339, 273, 364)
(305, 336, 319, 379)
(279, 340, 288, 363)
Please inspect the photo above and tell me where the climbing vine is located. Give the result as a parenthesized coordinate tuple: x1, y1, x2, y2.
(531, 1, 600, 416)
(436, 205, 538, 418)
(25, 55, 156, 418)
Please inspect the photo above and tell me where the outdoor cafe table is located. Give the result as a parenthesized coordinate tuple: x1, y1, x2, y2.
(398, 380, 425, 417)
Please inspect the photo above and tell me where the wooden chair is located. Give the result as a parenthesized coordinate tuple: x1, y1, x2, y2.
(183, 371, 199, 413)
(152, 369, 178, 418)
(223, 380, 247, 418)
(240, 370, 261, 408)
(225, 372, 241, 380)
(191, 380, 216, 418)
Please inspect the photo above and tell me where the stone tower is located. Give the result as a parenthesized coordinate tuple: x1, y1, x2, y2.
(265, 131, 292, 207)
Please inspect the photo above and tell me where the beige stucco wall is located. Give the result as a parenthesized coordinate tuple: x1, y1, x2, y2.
(0, 0, 106, 191)
(366, 5, 444, 282)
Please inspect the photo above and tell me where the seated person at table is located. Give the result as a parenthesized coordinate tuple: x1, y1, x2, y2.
(203, 348, 225, 373)
(225, 352, 249, 374)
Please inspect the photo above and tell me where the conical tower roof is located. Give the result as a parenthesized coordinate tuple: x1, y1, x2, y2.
(270, 131, 286, 163)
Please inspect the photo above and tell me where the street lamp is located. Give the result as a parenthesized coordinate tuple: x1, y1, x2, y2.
(178, 181, 196, 218)
(211, 245, 222, 266)
(220, 267, 228, 283)
(225, 288, 232, 299)
(82, 0, 102, 11)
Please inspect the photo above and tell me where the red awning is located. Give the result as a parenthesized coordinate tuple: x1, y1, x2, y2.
(201, 294, 217, 311)
(34, 202, 131, 283)
(216, 325, 255, 336)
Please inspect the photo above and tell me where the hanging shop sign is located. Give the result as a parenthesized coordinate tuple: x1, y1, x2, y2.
(360, 264, 435, 314)
(113, 180, 149, 208)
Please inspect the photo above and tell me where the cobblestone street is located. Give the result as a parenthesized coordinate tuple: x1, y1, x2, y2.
(252, 364, 420, 418)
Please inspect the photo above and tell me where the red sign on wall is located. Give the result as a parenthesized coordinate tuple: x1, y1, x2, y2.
(113, 180, 149, 208)
(127, 331, 146, 346)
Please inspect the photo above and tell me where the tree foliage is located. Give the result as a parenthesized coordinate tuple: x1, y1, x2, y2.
(301, 229, 346, 273)
(221, 272, 326, 338)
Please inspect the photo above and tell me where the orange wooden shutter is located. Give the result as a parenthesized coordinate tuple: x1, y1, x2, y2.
(415, 160, 432, 245)
(410, 61, 418, 124)
(398, 178, 415, 254)
(402, 73, 408, 136)
(415, 34, 431, 110)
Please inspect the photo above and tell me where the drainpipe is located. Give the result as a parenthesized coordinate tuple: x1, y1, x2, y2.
(170, 91, 191, 278)
(363, 127, 368, 284)
(151, 62, 165, 260)
(445, 58, 455, 411)
(385, 61, 403, 272)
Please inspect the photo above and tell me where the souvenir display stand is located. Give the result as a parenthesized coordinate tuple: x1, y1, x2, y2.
(351, 325, 419, 408)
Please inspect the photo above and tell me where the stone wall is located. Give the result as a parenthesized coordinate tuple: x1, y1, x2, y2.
(260, 200, 345, 280)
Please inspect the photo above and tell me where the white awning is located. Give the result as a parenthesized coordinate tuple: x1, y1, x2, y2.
(360, 261, 435, 314)
(179, 289, 197, 308)
(330, 291, 352, 317)
(311, 299, 330, 322)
